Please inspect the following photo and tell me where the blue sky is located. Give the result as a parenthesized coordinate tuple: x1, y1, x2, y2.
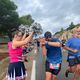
(12, 0, 80, 34)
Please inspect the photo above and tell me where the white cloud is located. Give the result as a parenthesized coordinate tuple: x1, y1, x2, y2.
(12, 0, 80, 33)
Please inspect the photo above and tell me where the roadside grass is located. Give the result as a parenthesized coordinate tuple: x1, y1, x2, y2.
(0, 44, 8, 60)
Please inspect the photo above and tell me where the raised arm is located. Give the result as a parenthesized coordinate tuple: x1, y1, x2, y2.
(46, 41, 61, 47)
(13, 32, 34, 48)
(21, 33, 29, 40)
(39, 38, 61, 47)
(41, 45, 47, 56)
(38, 38, 47, 56)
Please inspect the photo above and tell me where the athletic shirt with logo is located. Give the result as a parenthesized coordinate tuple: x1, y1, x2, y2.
(45, 38, 62, 64)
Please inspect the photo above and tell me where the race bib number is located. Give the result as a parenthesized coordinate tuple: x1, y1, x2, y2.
(50, 63, 60, 69)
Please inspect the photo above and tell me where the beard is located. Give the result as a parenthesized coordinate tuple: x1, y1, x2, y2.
(77, 34, 80, 38)
(74, 34, 80, 38)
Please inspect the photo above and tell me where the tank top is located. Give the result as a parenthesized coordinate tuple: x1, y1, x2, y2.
(8, 42, 23, 63)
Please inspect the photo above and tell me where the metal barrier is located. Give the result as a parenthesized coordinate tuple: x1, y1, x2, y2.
(36, 47, 45, 80)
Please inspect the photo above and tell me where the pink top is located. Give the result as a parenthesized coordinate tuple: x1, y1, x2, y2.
(8, 42, 23, 63)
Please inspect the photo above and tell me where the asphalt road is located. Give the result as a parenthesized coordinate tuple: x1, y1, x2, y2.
(36, 47, 45, 80)
(57, 50, 73, 80)
(36, 48, 74, 80)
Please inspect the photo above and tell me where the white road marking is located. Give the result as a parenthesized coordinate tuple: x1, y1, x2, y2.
(31, 60, 36, 80)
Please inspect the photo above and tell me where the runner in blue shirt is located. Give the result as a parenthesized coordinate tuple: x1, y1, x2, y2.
(64, 27, 80, 80)
(40, 31, 62, 80)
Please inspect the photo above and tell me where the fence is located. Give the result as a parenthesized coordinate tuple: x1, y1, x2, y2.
(36, 47, 45, 80)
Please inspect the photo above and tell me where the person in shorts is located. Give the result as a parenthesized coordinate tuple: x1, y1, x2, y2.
(40, 31, 62, 80)
(64, 27, 80, 80)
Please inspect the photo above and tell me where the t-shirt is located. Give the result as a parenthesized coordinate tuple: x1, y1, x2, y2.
(45, 38, 62, 64)
(65, 37, 80, 59)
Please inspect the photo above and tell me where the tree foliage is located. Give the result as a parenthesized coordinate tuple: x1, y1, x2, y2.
(0, 0, 41, 41)
(19, 15, 34, 26)
(67, 22, 75, 30)
(0, 0, 20, 40)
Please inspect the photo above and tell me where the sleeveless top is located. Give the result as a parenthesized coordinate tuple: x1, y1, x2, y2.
(8, 42, 23, 63)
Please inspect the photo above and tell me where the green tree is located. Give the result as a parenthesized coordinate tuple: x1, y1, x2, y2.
(60, 28, 64, 32)
(0, 0, 20, 40)
(59, 27, 64, 35)
(67, 22, 75, 30)
(19, 14, 34, 26)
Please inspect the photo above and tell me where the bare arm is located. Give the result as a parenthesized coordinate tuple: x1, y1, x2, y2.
(63, 46, 78, 53)
(47, 41, 61, 47)
(38, 38, 61, 47)
(38, 38, 47, 56)
(13, 32, 34, 48)
(41, 45, 47, 56)
(21, 33, 27, 40)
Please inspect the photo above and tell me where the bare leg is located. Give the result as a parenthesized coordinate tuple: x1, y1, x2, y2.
(65, 66, 76, 77)
(23, 77, 26, 80)
(71, 65, 80, 80)
(46, 72, 52, 80)
(52, 74, 57, 80)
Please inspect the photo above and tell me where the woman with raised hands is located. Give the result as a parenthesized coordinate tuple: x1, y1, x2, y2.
(7, 30, 34, 80)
